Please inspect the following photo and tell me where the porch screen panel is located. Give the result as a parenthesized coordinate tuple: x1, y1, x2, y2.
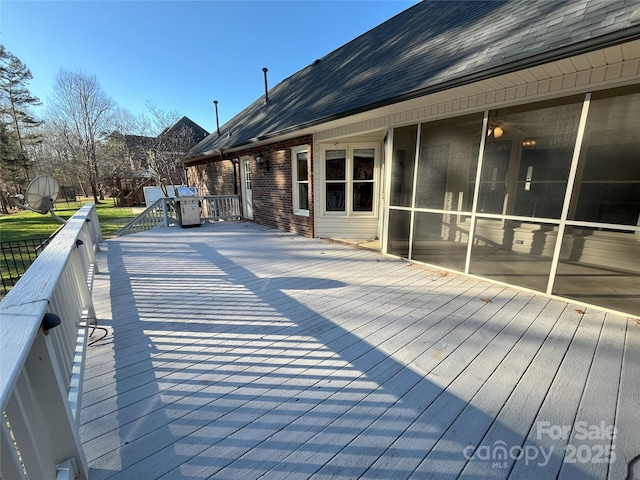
(470, 219, 557, 292)
(568, 85, 640, 226)
(554, 226, 640, 316)
(412, 212, 470, 271)
(478, 97, 582, 219)
(477, 140, 511, 214)
(388, 210, 411, 257)
(415, 113, 483, 212)
(326, 149, 346, 212)
(390, 125, 418, 207)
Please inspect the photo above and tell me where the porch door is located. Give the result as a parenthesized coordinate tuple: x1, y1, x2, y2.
(240, 156, 253, 219)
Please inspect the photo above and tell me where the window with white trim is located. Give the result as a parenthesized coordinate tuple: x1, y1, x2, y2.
(292, 145, 309, 216)
(322, 144, 377, 215)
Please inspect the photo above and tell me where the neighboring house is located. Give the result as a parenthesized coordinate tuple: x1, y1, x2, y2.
(112, 116, 208, 205)
(183, 0, 640, 316)
(158, 115, 208, 144)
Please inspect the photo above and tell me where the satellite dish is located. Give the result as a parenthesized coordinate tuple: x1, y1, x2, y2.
(26, 175, 59, 214)
(11, 174, 66, 224)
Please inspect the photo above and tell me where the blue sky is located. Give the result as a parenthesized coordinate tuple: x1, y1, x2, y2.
(1, 1, 418, 134)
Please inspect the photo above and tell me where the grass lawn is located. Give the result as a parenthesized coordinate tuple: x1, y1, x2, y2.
(0, 199, 140, 295)
(0, 199, 139, 242)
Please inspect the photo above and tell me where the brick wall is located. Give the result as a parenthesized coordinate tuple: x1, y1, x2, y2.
(187, 134, 314, 237)
(188, 158, 237, 196)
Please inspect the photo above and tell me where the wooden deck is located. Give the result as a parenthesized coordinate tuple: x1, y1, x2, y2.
(80, 222, 639, 480)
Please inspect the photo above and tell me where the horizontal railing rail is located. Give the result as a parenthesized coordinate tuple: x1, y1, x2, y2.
(0, 203, 102, 480)
(117, 194, 241, 236)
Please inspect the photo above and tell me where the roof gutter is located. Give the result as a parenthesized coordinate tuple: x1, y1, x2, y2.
(184, 25, 640, 164)
(183, 148, 226, 165)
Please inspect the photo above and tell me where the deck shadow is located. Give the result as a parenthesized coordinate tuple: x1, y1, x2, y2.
(80, 225, 607, 480)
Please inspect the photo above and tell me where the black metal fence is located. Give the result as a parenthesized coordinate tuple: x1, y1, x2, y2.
(1, 236, 55, 297)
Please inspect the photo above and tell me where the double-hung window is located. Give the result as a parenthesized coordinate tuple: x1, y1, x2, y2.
(352, 148, 375, 212)
(325, 149, 347, 212)
(323, 145, 377, 215)
(292, 145, 310, 216)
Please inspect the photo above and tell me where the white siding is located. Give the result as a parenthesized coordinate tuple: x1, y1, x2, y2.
(314, 136, 384, 239)
(315, 216, 380, 240)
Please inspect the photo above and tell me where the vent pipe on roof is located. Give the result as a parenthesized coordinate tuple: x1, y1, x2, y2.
(263, 67, 269, 104)
(213, 100, 221, 135)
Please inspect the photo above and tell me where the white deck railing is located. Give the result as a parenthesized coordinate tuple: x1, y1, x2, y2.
(0, 204, 102, 480)
(117, 197, 177, 236)
(117, 194, 241, 237)
(199, 194, 242, 222)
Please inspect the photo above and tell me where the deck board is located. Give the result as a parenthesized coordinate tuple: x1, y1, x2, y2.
(509, 310, 607, 480)
(355, 296, 556, 480)
(556, 311, 627, 480)
(80, 222, 638, 480)
(412, 301, 582, 479)
(458, 304, 584, 479)
(610, 317, 640, 480)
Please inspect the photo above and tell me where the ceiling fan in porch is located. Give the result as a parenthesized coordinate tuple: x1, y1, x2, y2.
(487, 120, 531, 138)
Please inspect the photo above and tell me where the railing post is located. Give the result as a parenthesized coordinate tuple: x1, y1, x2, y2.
(5, 327, 88, 480)
(162, 198, 170, 227)
(80, 223, 98, 275)
(86, 208, 102, 250)
(1, 204, 99, 480)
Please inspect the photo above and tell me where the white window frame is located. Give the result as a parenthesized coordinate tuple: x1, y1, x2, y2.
(321, 143, 379, 216)
(291, 145, 310, 216)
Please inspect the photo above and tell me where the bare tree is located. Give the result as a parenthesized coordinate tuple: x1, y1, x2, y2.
(101, 107, 139, 179)
(47, 69, 114, 203)
(29, 121, 86, 195)
(142, 102, 180, 136)
(109, 103, 198, 196)
(143, 103, 202, 194)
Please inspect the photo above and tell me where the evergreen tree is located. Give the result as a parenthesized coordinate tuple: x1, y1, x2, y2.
(0, 121, 18, 172)
(0, 44, 42, 182)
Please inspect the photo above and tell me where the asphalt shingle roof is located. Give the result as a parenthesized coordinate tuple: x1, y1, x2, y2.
(161, 116, 208, 144)
(186, 0, 640, 161)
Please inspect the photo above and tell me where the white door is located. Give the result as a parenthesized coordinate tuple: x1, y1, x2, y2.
(240, 157, 253, 219)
